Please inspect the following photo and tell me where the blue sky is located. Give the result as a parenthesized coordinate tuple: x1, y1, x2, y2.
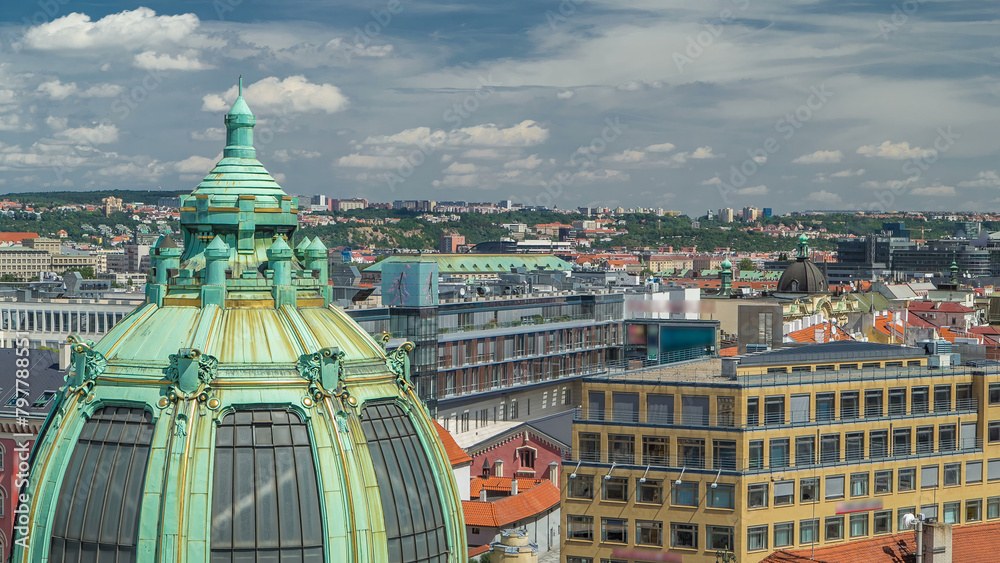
(2, 1, 1000, 215)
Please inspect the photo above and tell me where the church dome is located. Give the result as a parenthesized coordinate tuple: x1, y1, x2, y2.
(16, 82, 466, 562)
(776, 234, 828, 294)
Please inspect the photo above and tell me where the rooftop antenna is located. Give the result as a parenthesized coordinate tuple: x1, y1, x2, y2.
(238, 75, 243, 96)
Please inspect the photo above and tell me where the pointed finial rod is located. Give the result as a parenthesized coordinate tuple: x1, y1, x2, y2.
(239, 75, 243, 96)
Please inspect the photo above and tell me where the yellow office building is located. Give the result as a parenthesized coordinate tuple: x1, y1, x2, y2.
(561, 342, 1000, 563)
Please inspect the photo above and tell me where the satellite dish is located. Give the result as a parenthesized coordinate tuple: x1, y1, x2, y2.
(902, 513, 917, 529)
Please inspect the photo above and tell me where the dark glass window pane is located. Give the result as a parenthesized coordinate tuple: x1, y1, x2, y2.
(49, 406, 155, 562)
(362, 402, 449, 563)
(211, 409, 324, 562)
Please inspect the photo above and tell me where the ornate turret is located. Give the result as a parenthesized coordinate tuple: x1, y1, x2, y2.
(777, 234, 828, 294)
(16, 82, 467, 563)
(719, 257, 733, 297)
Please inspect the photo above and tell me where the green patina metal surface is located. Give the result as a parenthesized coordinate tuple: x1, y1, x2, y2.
(16, 83, 467, 563)
(365, 253, 574, 275)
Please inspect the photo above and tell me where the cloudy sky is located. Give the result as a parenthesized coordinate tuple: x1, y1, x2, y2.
(1, 1, 1000, 214)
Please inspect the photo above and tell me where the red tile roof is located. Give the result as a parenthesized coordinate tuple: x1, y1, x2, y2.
(432, 420, 473, 467)
(467, 544, 490, 557)
(786, 323, 853, 344)
(470, 476, 546, 497)
(0, 232, 39, 244)
(461, 481, 560, 528)
(908, 301, 975, 313)
(761, 522, 1000, 563)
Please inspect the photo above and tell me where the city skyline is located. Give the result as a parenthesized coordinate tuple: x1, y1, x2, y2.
(1, 2, 1000, 215)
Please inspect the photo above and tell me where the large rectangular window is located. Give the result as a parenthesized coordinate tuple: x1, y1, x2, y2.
(637, 479, 662, 504)
(748, 483, 768, 508)
(846, 432, 864, 461)
(888, 388, 907, 416)
(893, 428, 911, 456)
(602, 518, 627, 543)
(646, 394, 674, 424)
(774, 522, 793, 548)
(579, 433, 601, 462)
(569, 475, 594, 499)
(747, 526, 768, 552)
(898, 467, 916, 491)
(713, 440, 737, 470)
(816, 393, 835, 422)
(681, 395, 710, 425)
(800, 519, 819, 544)
(870, 430, 888, 459)
(820, 433, 840, 463)
(875, 470, 892, 494)
(678, 438, 706, 469)
(790, 394, 810, 424)
(825, 475, 844, 499)
(769, 438, 790, 469)
(604, 477, 628, 501)
(642, 436, 669, 466)
(709, 484, 734, 509)
(214, 409, 326, 562)
(865, 390, 883, 418)
(672, 482, 698, 507)
(50, 407, 155, 562)
(609, 434, 635, 464)
(800, 478, 819, 503)
(825, 516, 844, 541)
(934, 385, 952, 412)
(749, 440, 764, 470)
(612, 392, 639, 423)
(840, 391, 859, 420)
(636, 520, 663, 546)
(911, 387, 929, 414)
(567, 515, 593, 541)
(707, 526, 734, 551)
(916, 426, 934, 454)
(795, 436, 815, 466)
(670, 523, 698, 549)
(764, 396, 785, 425)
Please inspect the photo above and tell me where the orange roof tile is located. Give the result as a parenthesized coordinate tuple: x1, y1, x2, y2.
(468, 545, 490, 557)
(470, 476, 545, 497)
(787, 323, 853, 344)
(720, 346, 738, 357)
(433, 420, 473, 467)
(0, 232, 39, 243)
(461, 481, 560, 528)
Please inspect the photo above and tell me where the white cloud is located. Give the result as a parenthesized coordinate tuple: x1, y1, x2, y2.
(45, 116, 68, 131)
(700, 176, 722, 186)
(37, 80, 124, 100)
(911, 185, 956, 197)
(335, 153, 407, 169)
(856, 141, 932, 159)
(190, 127, 225, 141)
(734, 185, 768, 195)
(172, 153, 220, 174)
(806, 190, 842, 204)
(432, 174, 483, 189)
(556, 90, 575, 99)
(645, 143, 676, 153)
(54, 123, 119, 145)
(134, 51, 212, 71)
(460, 148, 508, 159)
(202, 76, 349, 115)
(37, 80, 78, 100)
(831, 168, 865, 178)
(22, 8, 201, 51)
(752, 155, 767, 164)
(690, 146, 718, 159)
(604, 149, 646, 163)
(272, 149, 321, 162)
(443, 162, 478, 174)
(503, 154, 543, 170)
(958, 170, 1000, 188)
(570, 169, 629, 183)
(363, 120, 549, 149)
(792, 150, 843, 164)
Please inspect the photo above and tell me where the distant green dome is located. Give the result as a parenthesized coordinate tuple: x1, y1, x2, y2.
(721, 257, 732, 270)
(17, 84, 466, 563)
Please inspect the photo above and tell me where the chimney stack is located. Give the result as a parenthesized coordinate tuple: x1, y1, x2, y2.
(510, 478, 518, 496)
(922, 521, 953, 563)
(479, 488, 487, 502)
(549, 461, 560, 485)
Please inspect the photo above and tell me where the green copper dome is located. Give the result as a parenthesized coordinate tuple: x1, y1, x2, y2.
(15, 84, 467, 563)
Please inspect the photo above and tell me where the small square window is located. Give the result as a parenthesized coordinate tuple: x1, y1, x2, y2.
(825, 516, 844, 541)
(874, 510, 892, 534)
(748, 483, 768, 508)
(944, 463, 961, 486)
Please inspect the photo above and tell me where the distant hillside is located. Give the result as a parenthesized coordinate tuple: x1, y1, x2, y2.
(1, 189, 188, 206)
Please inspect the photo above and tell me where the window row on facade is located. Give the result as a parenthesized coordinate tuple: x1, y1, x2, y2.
(438, 324, 619, 369)
(577, 425, 981, 471)
(587, 383, 983, 428)
(566, 496, 1000, 555)
(441, 350, 607, 397)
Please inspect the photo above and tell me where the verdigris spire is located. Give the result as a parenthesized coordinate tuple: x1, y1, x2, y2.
(225, 76, 256, 159)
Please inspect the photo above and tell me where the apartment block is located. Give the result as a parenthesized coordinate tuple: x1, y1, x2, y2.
(562, 342, 997, 563)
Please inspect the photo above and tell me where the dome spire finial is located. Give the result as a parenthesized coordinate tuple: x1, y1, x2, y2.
(238, 75, 243, 96)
